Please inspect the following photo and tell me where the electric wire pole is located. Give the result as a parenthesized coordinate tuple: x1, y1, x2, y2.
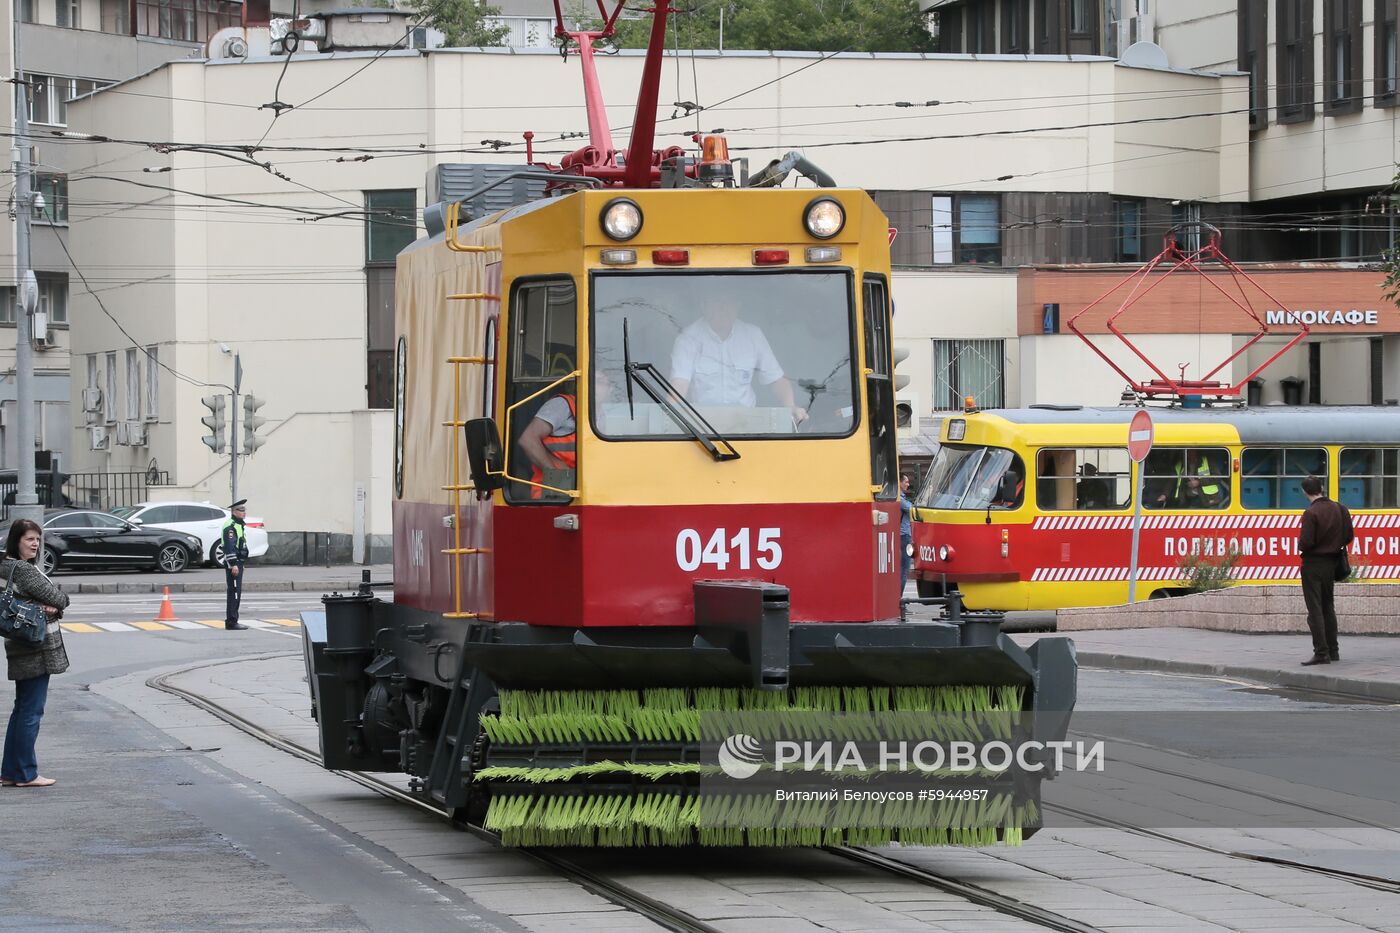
(11, 13, 43, 527)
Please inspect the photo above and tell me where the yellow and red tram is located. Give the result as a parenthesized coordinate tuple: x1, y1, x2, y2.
(913, 405, 1400, 611)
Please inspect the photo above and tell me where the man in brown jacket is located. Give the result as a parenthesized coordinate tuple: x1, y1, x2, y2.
(1298, 475, 1354, 666)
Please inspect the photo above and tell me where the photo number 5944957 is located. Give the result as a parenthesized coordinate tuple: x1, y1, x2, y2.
(675, 527, 782, 572)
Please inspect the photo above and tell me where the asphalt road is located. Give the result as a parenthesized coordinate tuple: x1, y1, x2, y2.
(2, 597, 1395, 931)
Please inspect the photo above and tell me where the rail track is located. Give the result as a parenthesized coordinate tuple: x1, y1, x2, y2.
(149, 658, 1114, 933)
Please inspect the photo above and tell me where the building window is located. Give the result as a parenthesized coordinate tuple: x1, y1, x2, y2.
(1324, 0, 1363, 113)
(1068, 0, 1092, 34)
(132, 1, 241, 42)
(1277, 0, 1316, 123)
(1001, 0, 1030, 52)
(1241, 447, 1328, 508)
(57, 0, 81, 27)
(0, 288, 14, 325)
(969, 2, 996, 52)
(936, 6, 964, 52)
(145, 347, 159, 420)
(1035, 0, 1062, 52)
(1339, 448, 1399, 508)
(1143, 448, 1233, 510)
(932, 194, 1002, 265)
(24, 75, 113, 127)
(1377, 0, 1399, 106)
(933, 338, 1005, 411)
(101, 0, 131, 33)
(1115, 199, 1143, 261)
(365, 189, 418, 265)
(32, 173, 68, 225)
(126, 349, 141, 421)
(36, 275, 67, 326)
(18, 0, 34, 22)
(87, 354, 99, 390)
(1239, 1, 1269, 128)
(105, 352, 117, 424)
(364, 190, 416, 409)
(1036, 448, 1132, 511)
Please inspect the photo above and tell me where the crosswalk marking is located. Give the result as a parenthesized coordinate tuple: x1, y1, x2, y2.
(61, 618, 302, 634)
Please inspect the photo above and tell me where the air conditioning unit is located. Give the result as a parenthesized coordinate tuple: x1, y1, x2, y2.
(33, 331, 57, 350)
(82, 387, 102, 412)
(89, 425, 110, 450)
(1116, 13, 1155, 52)
(895, 392, 922, 434)
(114, 421, 130, 446)
(126, 421, 147, 446)
(0, 407, 7, 428)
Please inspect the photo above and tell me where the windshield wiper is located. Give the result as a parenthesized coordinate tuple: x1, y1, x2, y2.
(622, 320, 739, 461)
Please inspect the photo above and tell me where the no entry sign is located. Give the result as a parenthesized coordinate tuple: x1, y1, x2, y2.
(1128, 410, 1154, 462)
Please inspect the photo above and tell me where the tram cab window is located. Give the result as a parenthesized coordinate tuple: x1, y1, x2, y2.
(506, 278, 577, 504)
(590, 271, 855, 440)
(1035, 448, 1131, 511)
(1339, 448, 1400, 509)
(1241, 447, 1326, 510)
(1143, 448, 1231, 510)
(917, 445, 1025, 510)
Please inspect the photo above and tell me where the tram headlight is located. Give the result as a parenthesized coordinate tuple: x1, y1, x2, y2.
(938, 545, 954, 562)
(803, 196, 845, 239)
(600, 198, 643, 241)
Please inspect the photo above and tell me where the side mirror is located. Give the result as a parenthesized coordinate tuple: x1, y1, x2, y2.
(129, 517, 144, 526)
(464, 418, 505, 493)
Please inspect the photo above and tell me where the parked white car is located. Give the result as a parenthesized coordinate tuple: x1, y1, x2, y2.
(111, 501, 269, 566)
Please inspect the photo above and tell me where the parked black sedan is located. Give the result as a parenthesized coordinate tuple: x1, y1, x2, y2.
(13, 509, 204, 574)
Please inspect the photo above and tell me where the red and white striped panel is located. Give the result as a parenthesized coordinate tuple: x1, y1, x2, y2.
(1029, 564, 1400, 582)
(1029, 514, 1319, 531)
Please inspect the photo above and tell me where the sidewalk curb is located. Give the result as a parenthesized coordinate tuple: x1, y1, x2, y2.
(71, 578, 392, 595)
(1077, 650, 1400, 703)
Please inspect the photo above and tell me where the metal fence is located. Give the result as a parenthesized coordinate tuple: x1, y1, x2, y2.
(932, 338, 1006, 411)
(0, 470, 169, 521)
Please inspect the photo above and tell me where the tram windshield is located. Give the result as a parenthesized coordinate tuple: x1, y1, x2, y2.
(590, 271, 855, 439)
(918, 444, 1025, 510)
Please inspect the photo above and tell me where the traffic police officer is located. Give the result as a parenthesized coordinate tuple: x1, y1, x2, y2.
(222, 499, 251, 630)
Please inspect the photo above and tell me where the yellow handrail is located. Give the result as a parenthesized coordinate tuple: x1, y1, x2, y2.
(443, 356, 479, 620)
(444, 201, 504, 254)
(497, 370, 581, 499)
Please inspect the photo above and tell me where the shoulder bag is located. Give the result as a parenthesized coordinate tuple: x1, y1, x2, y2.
(0, 568, 49, 646)
(1334, 549, 1351, 583)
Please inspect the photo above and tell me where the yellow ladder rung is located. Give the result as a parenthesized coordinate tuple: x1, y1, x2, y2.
(445, 244, 501, 253)
(441, 547, 488, 555)
(443, 612, 480, 618)
(442, 421, 469, 427)
(447, 293, 500, 301)
(441, 484, 476, 491)
(447, 356, 493, 365)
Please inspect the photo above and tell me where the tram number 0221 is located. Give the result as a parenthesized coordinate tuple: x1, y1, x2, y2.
(675, 528, 782, 572)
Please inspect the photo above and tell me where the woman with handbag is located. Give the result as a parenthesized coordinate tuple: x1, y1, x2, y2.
(1, 518, 70, 788)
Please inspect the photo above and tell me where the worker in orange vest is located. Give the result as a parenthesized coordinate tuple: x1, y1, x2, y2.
(518, 393, 576, 499)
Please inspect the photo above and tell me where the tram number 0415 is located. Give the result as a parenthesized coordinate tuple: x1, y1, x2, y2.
(675, 528, 782, 572)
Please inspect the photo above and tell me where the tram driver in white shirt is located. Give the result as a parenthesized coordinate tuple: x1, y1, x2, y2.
(669, 297, 809, 428)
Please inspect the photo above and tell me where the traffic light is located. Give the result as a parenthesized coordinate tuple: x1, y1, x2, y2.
(242, 395, 267, 454)
(893, 347, 916, 431)
(200, 395, 226, 453)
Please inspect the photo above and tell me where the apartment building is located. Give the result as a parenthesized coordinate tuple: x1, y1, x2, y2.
(2, 0, 288, 487)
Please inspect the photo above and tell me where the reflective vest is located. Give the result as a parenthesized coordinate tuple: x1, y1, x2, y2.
(221, 519, 249, 563)
(1175, 461, 1220, 498)
(530, 394, 576, 500)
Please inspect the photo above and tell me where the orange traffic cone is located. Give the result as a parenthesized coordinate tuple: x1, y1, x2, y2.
(156, 586, 177, 622)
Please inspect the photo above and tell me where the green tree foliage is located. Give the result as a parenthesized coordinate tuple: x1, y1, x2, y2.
(585, 0, 935, 54)
(411, 0, 511, 47)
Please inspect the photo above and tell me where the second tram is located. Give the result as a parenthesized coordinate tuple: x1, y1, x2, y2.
(912, 405, 1400, 611)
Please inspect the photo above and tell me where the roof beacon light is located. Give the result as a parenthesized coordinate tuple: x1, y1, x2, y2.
(698, 134, 733, 184)
(964, 395, 978, 413)
(601, 198, 643, 241)
(804, 196, 845, 239)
